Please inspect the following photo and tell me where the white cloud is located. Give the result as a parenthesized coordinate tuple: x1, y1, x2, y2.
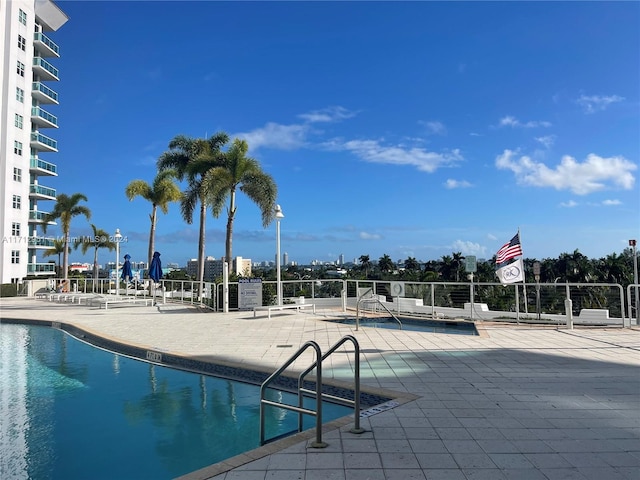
(498, 115, 552, 128)
(535, 135, 556, 149)
(235, 122, 309, 150)
(576, 94, 624, 114)
(444, 179, 472, 189)
(329, 139, 463, 173)
(560, 200, 579, 208)
(602, 199, 622, 206)
(419, 120, 446, 135)
(496, 150, 636, 195)
(450, 240, 486, 256)
(297, 106, 357, 123)
(359, 231, 381, 240)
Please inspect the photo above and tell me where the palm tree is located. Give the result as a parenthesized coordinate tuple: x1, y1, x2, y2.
(42, 193, 91, 280)
(125, 170, 182, 267)
(378, 254, 394, 274)
(157, 132, 229, 293)
(201, 138, 277, 266)
(359, 255, 371, 278)
(74, 224, 116, 289)
(42, 238, 67, 277)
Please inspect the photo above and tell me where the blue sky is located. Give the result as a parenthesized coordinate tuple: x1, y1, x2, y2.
(44, 1, 639, 267)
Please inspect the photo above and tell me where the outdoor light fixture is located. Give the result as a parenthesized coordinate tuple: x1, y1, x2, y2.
(275, 204, 284, 306)
(114, 228, 123, 298)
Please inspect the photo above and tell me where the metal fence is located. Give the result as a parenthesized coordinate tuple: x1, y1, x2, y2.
(24, 277, 638, 327)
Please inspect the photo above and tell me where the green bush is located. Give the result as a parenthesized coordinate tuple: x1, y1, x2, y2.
(0, 283, 18, 297)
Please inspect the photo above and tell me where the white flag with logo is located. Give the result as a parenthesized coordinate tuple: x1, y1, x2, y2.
(496, 258, 524, 284)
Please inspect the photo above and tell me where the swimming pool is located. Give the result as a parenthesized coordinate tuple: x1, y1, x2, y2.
(327, 317, 478, 335)
(0, 323, 356, 480)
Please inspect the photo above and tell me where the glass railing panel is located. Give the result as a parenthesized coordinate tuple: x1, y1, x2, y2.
(31, 107, 58, 126)
(29, 210, 51, 221)
(34, 32, 60, 56)
(29, 237, 55, 248)
(30, 184, 57, 197)
(30, 132, 57, 150)
(32, 82, 59, 102)
(30, 157, 58, 174)
(33, 57, 59, 79)
(28, 263, 56, 273)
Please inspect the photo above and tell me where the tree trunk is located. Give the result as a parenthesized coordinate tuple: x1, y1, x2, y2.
(197, 201, 206, 300)
(63, 234, 69, 280)
(225, 190, 236, 268)
(149, 205, 157, 268)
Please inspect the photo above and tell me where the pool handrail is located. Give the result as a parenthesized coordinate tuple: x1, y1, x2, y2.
(356, 287, 402, 330)
(297, 335, 365, 435)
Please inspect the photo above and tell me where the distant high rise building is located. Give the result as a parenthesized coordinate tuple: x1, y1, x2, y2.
(186, 256, 252, 281)
(0, 0, 68, 283)
(339, 254, 345, 265)
(283, 252, 288, 266)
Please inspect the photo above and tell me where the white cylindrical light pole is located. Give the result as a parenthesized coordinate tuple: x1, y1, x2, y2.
(114, 228, 122, 298)
(275, 204, 284, 306)
(631, 240, 638, 324)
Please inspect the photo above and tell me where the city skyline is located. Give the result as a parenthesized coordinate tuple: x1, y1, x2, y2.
(37, 1, 639, 269)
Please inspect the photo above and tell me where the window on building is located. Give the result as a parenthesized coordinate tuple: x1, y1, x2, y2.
(14, 141, 23, 156)
(17, 61, 25, 77)
(11, 251, 20, 264)
(13, 195, 21, 209)
(19, 9, 27, 25)
(15, 114, 23, 129)
(16, 87, 24, 102)
(12, 223, 21, 236)
(13, 167, 22, 182)
(18, 34, 26, 51)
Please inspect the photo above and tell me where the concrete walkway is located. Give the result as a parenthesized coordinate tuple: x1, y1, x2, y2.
(1, 297, 639, 480)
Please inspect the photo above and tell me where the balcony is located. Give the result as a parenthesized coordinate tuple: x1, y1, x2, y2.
(32, 82, 58, 104)
(30, 157, 58, 176)
(29, 210, 56, 225)
(31, 107, 58, 128)
(29, 236, 56, 248)
(34, 32, 60, 57)
(28, 263, 57, 274)
(33, 57, 59, 81)
(30, 132, 58, 152)
(30, 184, 57, 200)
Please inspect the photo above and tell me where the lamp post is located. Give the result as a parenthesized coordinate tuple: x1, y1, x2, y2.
(114, 228, 122, 298)
(631, 240, 638, 324)
(533, 261, 541, 323)
(275, 204, 284, 306)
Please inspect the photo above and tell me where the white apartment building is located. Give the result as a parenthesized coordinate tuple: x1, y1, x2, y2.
(186, 256, 252, 282)
(0, 0, 68, 283)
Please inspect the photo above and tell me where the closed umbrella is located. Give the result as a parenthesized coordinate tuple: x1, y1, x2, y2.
(121, 254, 133, 282)
(148, 252, 162, 304)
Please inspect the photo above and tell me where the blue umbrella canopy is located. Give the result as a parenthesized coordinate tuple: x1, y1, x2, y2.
(148, 251, 162, 283)
(121, 254, 133, 281)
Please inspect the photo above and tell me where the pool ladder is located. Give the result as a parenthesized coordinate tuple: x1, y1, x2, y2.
(356, 287, 402, 330)
(259, 335, 365, 447)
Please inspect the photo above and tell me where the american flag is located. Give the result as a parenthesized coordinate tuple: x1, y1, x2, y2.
(495, 232, 523, 264)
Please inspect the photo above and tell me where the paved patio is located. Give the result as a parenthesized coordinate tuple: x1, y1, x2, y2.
(1, 297, 639, 480)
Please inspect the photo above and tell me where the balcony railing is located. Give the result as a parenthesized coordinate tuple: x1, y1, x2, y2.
(30, 157, 58, 175)
(29, 210, 55, 224)
(30, 184, 57, 199)
(33, 57, 59, 81)
(28, 263, 56, 274)
(31, 107, 58, 128)
(30, 132, 58, 152)
(32, 82, 58, 104)
(34, 32, 60, 57)
(29, 236, 56, 248)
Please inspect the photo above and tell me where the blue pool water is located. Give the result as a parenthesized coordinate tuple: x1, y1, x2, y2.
(328, 317, 478, 335)
(0, 323, 353, 480)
